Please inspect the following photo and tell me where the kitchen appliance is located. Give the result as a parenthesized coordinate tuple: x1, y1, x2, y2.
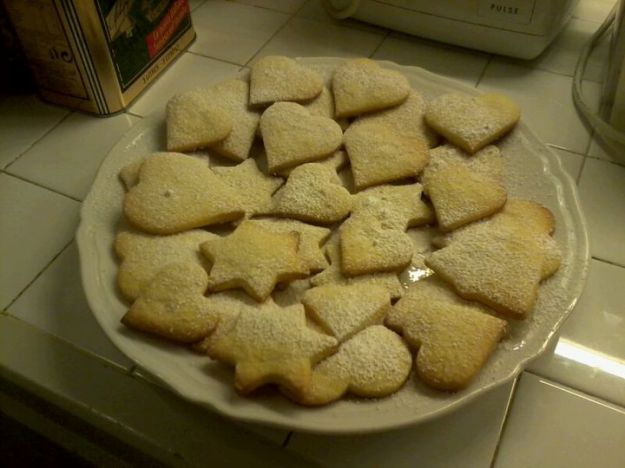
(323, 0, 579, 59)
(573, 0, 625, 162)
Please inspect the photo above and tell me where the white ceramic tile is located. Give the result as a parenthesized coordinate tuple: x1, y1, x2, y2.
(574, 0, 617, 22)
(233, 0, 306, 13)
(0, 94, 69, 168)
(7, 112, 139, 200)
(128, 53, 240, 117)
(578, 157, 625, 265)
(286, 380, 514, 467)
(494, 373, 625, 468)
(7, 242, 133, 370)
(479, 61, 597, 154)
(189, 0, 289, 64)
(0, 174, 79, 310)
(0, 316, 303, 467)
(530, 259, 625, 406)
(373, 33, 491, 88)
(253, 17, 386, 63)
(527, 18, 608, 82)
(550, 147, 585, 181)
(588, 135, 625, 167)
(131, 365, 291, 446)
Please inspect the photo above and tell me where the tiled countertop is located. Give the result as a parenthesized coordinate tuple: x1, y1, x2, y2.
(1, 0, 625, 466)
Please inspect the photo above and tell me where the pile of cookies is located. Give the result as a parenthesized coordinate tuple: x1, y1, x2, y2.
(115, 56, 561, 405)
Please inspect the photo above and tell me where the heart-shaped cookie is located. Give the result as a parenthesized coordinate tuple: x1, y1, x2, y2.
(272, 163, 353, 224)
(425, 228, 545, 319)
(121, 262, 218, 343)
(209, 79, 261, 161)
(352, 90, 437, 147)
(260, 102, 343, 173)
(250, 56, 324, 106)
(344, 122, 429, 190)
(287, 326, 412, 405)
(425, 93, 521, 154)
(426, 162, 507, 231)
(114, 229, 217, 301)
(340, 214, 413, 276)
(387, 295, 507, 391)
(302, 284, 390, 342)
(123, 153, 244, 234)
(332, 58, 410, 118)
(311, 234, 405, 300)
(421, 144, 504, 194)
(166, 88, 233, 152)
(353, 183, 433, 230)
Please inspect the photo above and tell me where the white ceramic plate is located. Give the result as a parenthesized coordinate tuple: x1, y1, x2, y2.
(77, 57, 589, 434)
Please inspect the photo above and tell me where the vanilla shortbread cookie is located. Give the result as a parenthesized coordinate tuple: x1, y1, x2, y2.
(272, 163, 353, 224)
(119, 152, 211, 191)
(434, 198, 561, 279)
(212, 159, 283, 219)
(426, 162, 507, 231)
(209, 80, 261, 161)
(290, 326, 412, 405)
(425, 93, 521, 154)
(260, 102, 343, 173)
(193, 292, 281, 354)
(333, 58, 410, 118)
(422, 144, 504, 194)
(250, 56, 323, 106)
(114, 229, 216, 301)
(124, 153, 244, 234)
(340, 214, 414, 276)
(353, 90, 437, 147)
(200, 221, 308, 301)
(247, 218, 330, 272)
(425, 228, 545, 319)
(386, 275, 497, 329)
(207, 302, 338, 396)
(353, 183, 433, 230)
(166, 88, 232, 152)
(302, 284, 390, 342)
(122, 263, 218, 343)
(277, 150, 348, 177)
(302, 86, 334, 119)
(386, 289, 507, 391)
(344, 122, 430, 190)
(311, 235, 405, 300)
(119, 160, 144, 190)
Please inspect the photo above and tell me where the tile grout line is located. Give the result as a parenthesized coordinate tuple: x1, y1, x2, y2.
(524, 369, 625, 411)
(585, 153, 625, 168)
(368, 30, 391, 58)
(0, 171, 82, 203)
(3, 110, 74, 171)
(592, 255, 625, 269)
(489, 374, 522, 468)
(184, 50, 244, 68)
(281, 430, 294, 449)
(0, 314, 135, 374)
(474, 55, 494, 88)
(576, 152, 588, 185)
(2, 240, 74, 314)
(243, 5, 301, 67)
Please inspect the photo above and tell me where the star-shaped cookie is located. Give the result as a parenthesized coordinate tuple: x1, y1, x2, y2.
(200, 221, 308, 301)
(207, 303, 338, 396)
(212, 159, 283, 219)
